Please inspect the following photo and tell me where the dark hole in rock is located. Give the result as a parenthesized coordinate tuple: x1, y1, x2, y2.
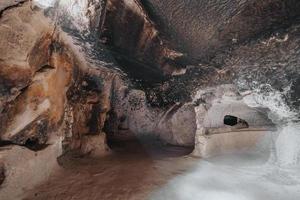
(224, 115, 249, 128)
(0, 140, 13, 147)
(0, 165, 5, 186)
(24, 138, 49, 151)
(224, 115, 238, 126)
(82, 75, 104, 93)
(87, 104, 102, 134)
(36, 64, 55, 73)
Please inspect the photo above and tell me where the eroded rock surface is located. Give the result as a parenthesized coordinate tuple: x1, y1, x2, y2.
(192, 85, 275, 157)
(1, 0, 300, 198)
(0, 1, 121, 196)
(101, 0, 185, 77)
(142, 0, 300, 62)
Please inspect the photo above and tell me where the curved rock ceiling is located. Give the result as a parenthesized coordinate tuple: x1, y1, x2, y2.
(141, 0, 300, 62)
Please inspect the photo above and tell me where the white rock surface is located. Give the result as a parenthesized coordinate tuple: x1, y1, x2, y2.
(192, 85, 275, 157)
(34, 0, 104, 31)
(0, 136, 63, 200)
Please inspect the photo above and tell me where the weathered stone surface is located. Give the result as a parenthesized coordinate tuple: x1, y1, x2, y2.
(0, 2, 57, 144)
(156, 103, 196, 146)
(192, 85, 276, 157)
(0, 136, 63, 200)
(101, 0, 185, 77)
(0, 1, 123, 151)
(79, 134, 110, 156)
(219, 23, 300, 112)
(0, 3, 53, 109)
(142, 0, 300, 62)
(1, 0, 300, 198)
(0, 1, 124, 196)
(108, 88, 197, 146)
(193, 128, 274, 158)
(46, 0, 106, 32)
(0, 0, 27, 14)
(107, 88, 162, 138)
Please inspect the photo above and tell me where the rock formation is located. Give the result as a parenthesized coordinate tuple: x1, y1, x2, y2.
(141, 0, 300, 62)
(0, 1, 119, 196)
(0, 0, 300, 199)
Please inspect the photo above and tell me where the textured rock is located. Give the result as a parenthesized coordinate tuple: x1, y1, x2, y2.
(108, 88, 197, 146)
(1, 0, 300, 197)
(0, 1, 125, 196)
(0, 136, 63, 200)
(0, 0, 122, 155)
(192, 85, 275, 157)
(0, 1, 26, 13)
(142, 0, 300, 62)
(0, 2, 57, 144)
(34, 0, 106, 32)
(79, 134, 110, 156)
(218, 23, 300, 112)
(156, 103, 196, 146)
(0, 3, 53, 109)
(101, 0, 185, 77)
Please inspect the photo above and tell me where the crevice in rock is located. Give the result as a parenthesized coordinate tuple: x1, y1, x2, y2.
(0, 164, 5, 186)
(23, 137, 50, 151)
(35, 64, 55, 73)
(0, 0, 28, 17)
(0, 139, 49, 152)
(100, 0, 187, 82)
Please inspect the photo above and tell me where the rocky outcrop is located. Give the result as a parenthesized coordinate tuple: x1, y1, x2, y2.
(0, 0, 119, 150)
(0, 2, 119, 196)
(0, 3, 58, 146)
(101, 0, 186, 77)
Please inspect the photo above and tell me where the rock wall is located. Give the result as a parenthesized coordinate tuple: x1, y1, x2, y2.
(101, 0, 186, 77)
(0, 1, 123, 195)
(106, 88, 197, 147)
(1, 0, 300, 197)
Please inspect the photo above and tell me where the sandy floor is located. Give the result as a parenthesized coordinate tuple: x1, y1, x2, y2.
(24, 139, 197, 200)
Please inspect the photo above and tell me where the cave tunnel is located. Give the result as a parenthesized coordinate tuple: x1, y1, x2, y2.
(1, 0, 300, 199)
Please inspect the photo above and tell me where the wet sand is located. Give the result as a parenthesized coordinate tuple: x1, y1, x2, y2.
(24, 139, 197, 200)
